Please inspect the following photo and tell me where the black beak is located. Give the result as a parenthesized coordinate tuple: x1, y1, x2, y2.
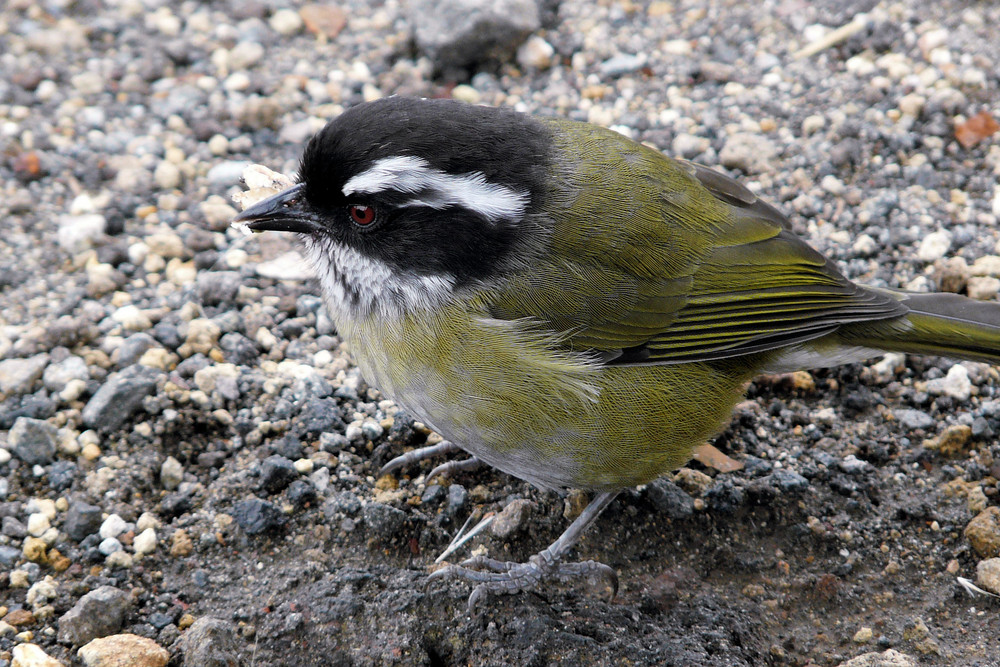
(232, 183, 321, 234)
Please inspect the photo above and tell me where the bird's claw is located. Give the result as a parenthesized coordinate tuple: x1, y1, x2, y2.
(430, 552, 619, 613)
(426, 456, 482, 484)
(378, 440, 461, 477)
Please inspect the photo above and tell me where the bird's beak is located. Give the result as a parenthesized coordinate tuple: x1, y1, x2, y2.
(232, 183, 321, 234)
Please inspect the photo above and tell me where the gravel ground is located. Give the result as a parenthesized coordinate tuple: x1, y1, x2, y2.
(2, 0, 1000, 665)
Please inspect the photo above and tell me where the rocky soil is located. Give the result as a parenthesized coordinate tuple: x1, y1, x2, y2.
(1, 0, 999, 665)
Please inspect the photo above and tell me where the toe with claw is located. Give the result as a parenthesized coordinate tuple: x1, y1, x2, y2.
(430, 491, 621, 611)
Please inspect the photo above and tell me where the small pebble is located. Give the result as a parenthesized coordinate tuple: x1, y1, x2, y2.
(78, 634, 169, 667)
(965, 507, 1000, 558)
(975, 557, 1000, 595)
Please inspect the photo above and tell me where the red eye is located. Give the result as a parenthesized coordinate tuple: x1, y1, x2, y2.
(349, 205, 376, 226)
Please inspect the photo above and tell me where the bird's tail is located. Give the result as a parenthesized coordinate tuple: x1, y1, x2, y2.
(839, 290, 1000, 365)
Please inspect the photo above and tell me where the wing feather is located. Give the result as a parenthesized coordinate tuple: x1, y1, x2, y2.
(485, 121, 906, 365)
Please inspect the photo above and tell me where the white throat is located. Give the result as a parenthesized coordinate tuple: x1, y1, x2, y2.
(301, 235, 455, 322)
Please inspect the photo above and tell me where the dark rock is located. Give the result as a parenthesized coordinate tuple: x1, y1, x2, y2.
(387, 412, 418, 446)
(8, 416, 58, 464)
(2, 516, 26, 538)
(767, 469, 810, 493)
(446, 484, 467, 517)
(0, 545, 21, 567)
(175, 353, 210, 377)
(160, 491, 194, 519)
(48, 460, 77, 491)
(148, 611, 176, 629)
(219, 332, 258, 365)
(0, 392, 57, 429)
(294, 397, 343, 439)
(197, 450, 228, 469)
(64, 500, 103, 542)
(57, 585, 131, 645)
(82, 365, 162, 433)
(421, 484, 445, 504)
(409, 0, 540, 74)
(319, 432, 349, 454)
(233, 498, 284, 535)
(197, 271, 242, 307)
(272, 434, 303, 460)
(286, 480, 317, 508)
(259, 455, 298, 494)
(324, 492, 361, 519)
(152, 321, 182, 350)
(362, 502, 407, 542)
(645, 478, 695, 519)
(705, 479, 746, 514)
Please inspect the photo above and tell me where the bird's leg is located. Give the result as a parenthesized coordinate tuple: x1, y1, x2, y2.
(430, 490, 620, 612)
(379, 440, 481, 482)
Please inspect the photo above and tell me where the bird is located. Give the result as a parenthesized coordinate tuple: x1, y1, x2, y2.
(233, 96, 1000, 609)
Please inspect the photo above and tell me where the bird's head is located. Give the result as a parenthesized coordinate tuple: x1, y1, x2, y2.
(234, 97, 554, 320)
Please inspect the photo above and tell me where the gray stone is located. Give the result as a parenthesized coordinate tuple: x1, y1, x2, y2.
(57, 585, 131, 645)
(490, 498, 534, 539)
(82, 364, 162, 433)
(232, 498, 284, 535)
(362, 501, 408, 541)
(197, 271, 242, 307)
(0, 545, 20, 567)
(64, 500, 103, 542)
(2, 516, 26, 538)
(42, 354, 89, 391)
(409, 0, 540, 72)
(645, 478, 694, 519)
(206, 160, 251, 187)
(895, 409, 935, 430)
(8, 416, 58, 465)
(0, 354, 49, 395)
(178, 616, 241, 667)
(324, 491, 361, 518)
(599, 53, 648, 77)
(719, 133, 777, 174)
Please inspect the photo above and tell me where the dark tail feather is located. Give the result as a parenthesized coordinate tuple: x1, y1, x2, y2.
(840, 290, 1000, 365)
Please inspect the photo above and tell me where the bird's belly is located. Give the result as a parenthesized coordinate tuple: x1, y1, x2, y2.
(340, 310, 757, 491)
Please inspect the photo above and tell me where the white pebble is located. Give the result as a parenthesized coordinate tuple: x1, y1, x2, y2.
(852, 234, 877, 256)
(99, 537, 123, 555)
(208, 134, 229, 156)
(160, 456, 184, 491)
(154, 161, 182, 190)
(58, 214, 107, 253)
(100, 514, 128, 539)
(820, 175, 845, 195)
(270, 8, 303, 35)
(111, 304, 153, 331)
(925, 364, 972, 401)
(133, 527, 157, 555)
(516, 35, 555, 70)
(137, 512, 160, 532)
(917, 230, 951, 261)
(26, 513, 50, 537)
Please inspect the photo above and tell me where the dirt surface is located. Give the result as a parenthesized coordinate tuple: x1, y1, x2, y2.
(1, 0, 1000, 665)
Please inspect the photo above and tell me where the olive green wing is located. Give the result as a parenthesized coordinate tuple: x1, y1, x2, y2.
(486, 121, 905, 364)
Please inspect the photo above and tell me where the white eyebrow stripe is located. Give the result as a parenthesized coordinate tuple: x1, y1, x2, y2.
(342, 155, 529, 223)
